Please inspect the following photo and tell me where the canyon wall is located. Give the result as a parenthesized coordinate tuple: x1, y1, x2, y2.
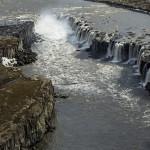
(0, 65, 55, 150)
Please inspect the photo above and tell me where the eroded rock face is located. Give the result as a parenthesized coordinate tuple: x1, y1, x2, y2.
(0, 65, 55, 149)
(0, 21, 34, 49)
(0, 21, 37, 66)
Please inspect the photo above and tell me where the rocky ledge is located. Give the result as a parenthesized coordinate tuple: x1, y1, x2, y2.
(0, 65, 55, 149)
(85, 0, 150, 14)
(67, 16, 150, 92)
(0, 21, 37, 66)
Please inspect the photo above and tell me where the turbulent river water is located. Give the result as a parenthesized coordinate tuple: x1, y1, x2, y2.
(1, 0, 150, 149)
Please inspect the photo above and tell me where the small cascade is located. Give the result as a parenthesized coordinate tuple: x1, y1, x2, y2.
(106, 40, 114, 58)
(111, 42, 124, 63)
(137, 46, 145, 74)
(143, 68, 150, 90)
(123, 43, 140, 64)
(128, 43, 135, 60)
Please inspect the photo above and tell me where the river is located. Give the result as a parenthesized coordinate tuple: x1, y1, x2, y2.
(1, 0, 150, 149)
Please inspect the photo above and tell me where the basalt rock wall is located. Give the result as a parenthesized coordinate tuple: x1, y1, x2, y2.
(0, 21, 36, 65)
(0, 21, 34, 49)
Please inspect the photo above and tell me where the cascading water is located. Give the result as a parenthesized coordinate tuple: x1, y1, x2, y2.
(111, 42, 124, 63)
(143, 68, 150, 90)
(106, 41, 113, 58)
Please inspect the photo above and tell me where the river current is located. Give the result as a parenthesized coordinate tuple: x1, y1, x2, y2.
(1, 0, 150, 149)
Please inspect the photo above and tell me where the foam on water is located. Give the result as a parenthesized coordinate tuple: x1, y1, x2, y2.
(2, 57, 17, 67)
(35, 12, 72, 40)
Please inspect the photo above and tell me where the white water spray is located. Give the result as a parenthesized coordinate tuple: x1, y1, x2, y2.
(35, 13, 72, 40)
(2, 57, 17, 67)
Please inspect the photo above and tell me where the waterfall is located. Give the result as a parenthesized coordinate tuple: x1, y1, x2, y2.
(106, 40, 113, 58)
(143, 68, 150, 89)
(128, 43, 134, 60)
(111, 42, 124, 63)
(35, 14, 72, 40)
(124, 43, 140, 64)
(137, 46, 145, 74)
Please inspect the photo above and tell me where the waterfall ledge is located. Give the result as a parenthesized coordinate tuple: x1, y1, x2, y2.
(67, 15, 150, 92)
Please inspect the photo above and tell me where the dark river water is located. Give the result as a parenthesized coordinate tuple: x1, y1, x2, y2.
(1, 0, 150, 149)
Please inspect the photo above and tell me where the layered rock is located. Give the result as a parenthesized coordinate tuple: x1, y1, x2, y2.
(0, 65, 55, 149)
(0, 36, 19, 59)
(0, 21, 34, 49)
(0, 21, 37, 66)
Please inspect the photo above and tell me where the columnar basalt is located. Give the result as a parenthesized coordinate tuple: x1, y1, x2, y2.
(0, 36, 20, 59)
(0, 65, 55, 149)
(0, 21, 37, 65)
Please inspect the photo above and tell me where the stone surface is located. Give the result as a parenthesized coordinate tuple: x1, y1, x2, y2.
(0, 65, 54, 149)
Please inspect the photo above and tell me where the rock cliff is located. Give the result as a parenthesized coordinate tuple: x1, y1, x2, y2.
(0, 65, 55, 149)
(0, 21, 37, 66)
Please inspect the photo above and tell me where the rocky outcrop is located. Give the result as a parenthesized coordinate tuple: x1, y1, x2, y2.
(0, 21, 34, 49)
(0, 21, 37, 66)
(0, 65, 55, 149)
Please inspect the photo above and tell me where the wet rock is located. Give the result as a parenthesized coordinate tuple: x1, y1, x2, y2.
(15, 50, 37, 66)
(141, 50, 150, 63)
(0, 65, 55, 149)
(54, 93, 69, 99)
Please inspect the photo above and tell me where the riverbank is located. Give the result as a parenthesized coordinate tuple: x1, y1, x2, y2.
(85, 0, 150, 14)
